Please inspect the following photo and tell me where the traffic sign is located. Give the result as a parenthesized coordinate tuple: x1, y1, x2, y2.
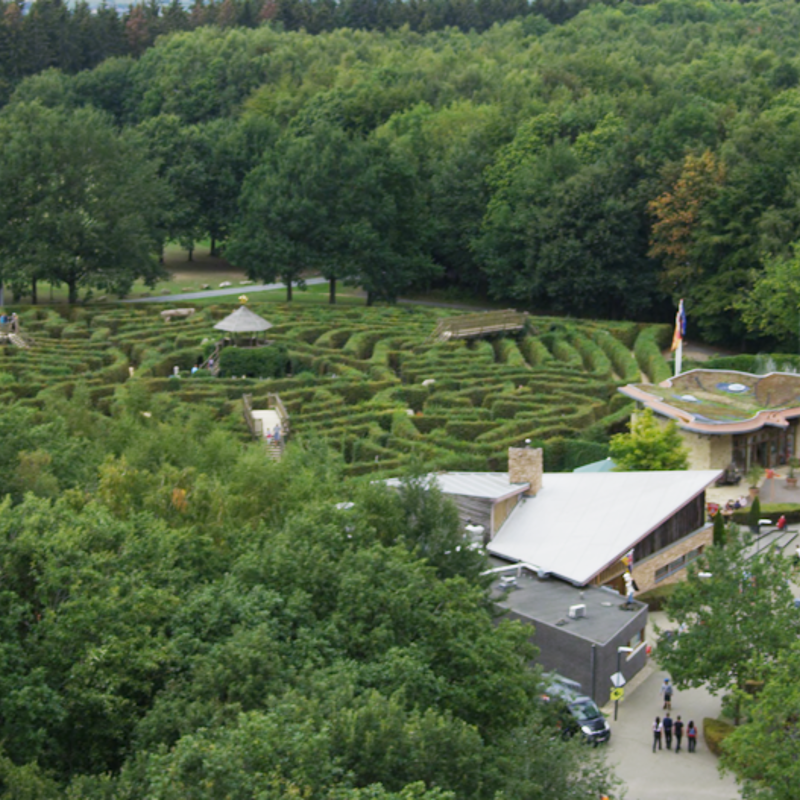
(610, 671, 627, 688)
(610, 687, 624, 702)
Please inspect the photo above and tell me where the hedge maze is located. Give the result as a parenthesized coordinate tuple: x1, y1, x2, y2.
(0, 303, 672, 476)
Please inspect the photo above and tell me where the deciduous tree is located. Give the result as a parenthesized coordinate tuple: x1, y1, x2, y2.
(0, 102, 167, 303)
(609, 408, 689, 471)
(657, 530, 800, 724)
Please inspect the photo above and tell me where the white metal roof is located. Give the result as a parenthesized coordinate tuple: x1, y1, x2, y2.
(487, 470, 721, 586)
(386, 472, 528, 501)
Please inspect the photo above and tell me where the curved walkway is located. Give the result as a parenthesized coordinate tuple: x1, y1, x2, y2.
(602, 611, 740, 800)
(123, 277, 328, 304)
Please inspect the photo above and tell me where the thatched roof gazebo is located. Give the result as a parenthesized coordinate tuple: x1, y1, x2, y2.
(214, 305, 273, 347)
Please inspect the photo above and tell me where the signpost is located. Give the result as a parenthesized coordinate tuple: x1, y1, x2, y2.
(613, 647, 633, 721)
(610, 687, 624, 702)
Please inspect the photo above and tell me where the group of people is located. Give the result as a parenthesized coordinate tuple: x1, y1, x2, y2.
(266, 424, 282, 444)
(0, 312, 19, 333)
(652, 679, 698, 753)
(722, 495, 749, 514)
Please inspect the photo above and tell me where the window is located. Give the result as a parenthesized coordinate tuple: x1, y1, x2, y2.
(655, 547, 704, 583)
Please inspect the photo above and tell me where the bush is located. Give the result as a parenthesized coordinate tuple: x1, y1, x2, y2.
(704, 717, 735, 756)
(705, 353, 800, 374)
(217, 344, 288, 379)
(731, 502, 800, 525)
(634, 326, 671, 383)
(593, 329, 640, 382)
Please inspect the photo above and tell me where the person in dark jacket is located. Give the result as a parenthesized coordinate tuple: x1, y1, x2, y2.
(663, 713, 673, 749)
(674, 716, 684, 752)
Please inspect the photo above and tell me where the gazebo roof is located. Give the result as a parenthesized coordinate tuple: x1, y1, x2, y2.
(214, 306, 273, 333)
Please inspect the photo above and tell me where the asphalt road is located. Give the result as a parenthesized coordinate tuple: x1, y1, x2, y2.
(123, 277, 329, 303)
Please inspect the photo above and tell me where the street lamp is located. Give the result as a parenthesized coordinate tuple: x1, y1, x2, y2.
(614, 646, 633, 721)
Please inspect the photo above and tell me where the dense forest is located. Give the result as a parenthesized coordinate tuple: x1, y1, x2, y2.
(6, 1, 800, 343)
(0, 392, 617, 797)
(1, 2, 798, 337)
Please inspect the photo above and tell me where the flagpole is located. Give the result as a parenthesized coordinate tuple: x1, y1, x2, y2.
(672, 298, 685, 378)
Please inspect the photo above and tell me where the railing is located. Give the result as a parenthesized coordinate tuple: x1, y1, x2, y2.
(432, 310, 529, 342)
(242, 392, 290, 457)
(242, 393, 257, 439)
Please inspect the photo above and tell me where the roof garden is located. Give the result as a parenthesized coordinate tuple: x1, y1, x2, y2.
(619, 369, 800, 434)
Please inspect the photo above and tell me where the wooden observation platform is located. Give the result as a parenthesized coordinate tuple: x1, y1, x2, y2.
(243, 392, 290, 460)
(432, 310, 529, 342)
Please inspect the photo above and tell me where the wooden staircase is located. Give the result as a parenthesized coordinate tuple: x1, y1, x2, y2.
(242, 392, 290, 459)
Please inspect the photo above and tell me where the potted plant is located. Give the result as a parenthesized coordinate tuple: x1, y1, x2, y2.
(788, 457, 799, 489)
(747, 464, 765, 497)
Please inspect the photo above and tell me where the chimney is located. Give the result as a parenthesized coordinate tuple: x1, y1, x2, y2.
(508, 444, 543, 496)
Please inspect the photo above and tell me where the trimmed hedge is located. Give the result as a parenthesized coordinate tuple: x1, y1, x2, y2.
(2, 301, 647, 474)
(730, 502, 800, 525)
(705, 353, 800, 374)
(704, 717, 735, 757)
(634, 326, 671, 384)
(217, 344, 289, 379)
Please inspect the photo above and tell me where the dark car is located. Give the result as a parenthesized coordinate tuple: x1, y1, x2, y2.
(540, 674, 611, 745)
(566, 695, 611, 745)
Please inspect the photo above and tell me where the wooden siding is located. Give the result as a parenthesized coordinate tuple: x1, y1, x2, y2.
(633, 493, 705, 562)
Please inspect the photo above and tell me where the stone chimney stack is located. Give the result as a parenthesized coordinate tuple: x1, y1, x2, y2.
(508, 444, 543, 496)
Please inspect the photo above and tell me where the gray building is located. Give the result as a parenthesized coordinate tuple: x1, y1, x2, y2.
(494, 569, 648, 705)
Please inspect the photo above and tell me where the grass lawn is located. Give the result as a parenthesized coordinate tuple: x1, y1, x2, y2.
(2, 243, 505, 311)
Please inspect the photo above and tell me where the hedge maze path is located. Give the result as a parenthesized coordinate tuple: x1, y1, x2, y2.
(0, 304, 666, 476)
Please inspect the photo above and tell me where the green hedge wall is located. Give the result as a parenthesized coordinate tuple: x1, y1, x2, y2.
(217, 344, 289, 379)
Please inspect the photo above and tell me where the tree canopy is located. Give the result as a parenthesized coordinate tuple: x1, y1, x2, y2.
(0, 101, 167, 302)
(0, 387, 618, 798)
(656, 528, 800, 724)
(721, 642, 800, 800)
(609, 409, 689, 471)
(2, 0, 800, 330)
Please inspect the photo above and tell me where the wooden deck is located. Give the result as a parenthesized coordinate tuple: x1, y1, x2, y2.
(432, 310, 529, 342)
(243, 392, 290, 459)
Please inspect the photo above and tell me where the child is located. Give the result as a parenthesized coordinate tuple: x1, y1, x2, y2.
(687, 720, 697, 753)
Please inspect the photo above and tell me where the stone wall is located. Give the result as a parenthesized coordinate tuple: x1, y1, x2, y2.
(632, 524, 713, 594)
(491, 494, 521, 536)
(508, 446, 543, 495)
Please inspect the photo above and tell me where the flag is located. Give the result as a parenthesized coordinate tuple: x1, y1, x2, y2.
(671, 299, 686, 352)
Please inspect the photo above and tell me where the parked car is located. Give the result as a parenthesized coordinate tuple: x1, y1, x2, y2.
(540, 673, 611, 745)
(566, 695, 611, 745)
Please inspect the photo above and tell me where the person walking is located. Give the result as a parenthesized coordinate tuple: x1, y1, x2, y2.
(663, 713, 673, 750)
(661, 678, 673, 710)
(674, 716, 684, 752)
(687, 720, 698, 753)
(652, 716, 663, 752)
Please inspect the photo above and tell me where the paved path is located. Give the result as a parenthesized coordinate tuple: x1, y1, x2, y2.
(601, 612, 741, 800)
(123, 277, 328, 303)
(124, 279, 498, 311)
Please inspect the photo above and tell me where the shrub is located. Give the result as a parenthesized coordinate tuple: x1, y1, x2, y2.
(570, 332, 612, 378)
(520, 336, 554, 367)
(593, 329, 640, 382)
(545, 335, 583, 369)
(731, 502, 800, 525)
(217, 344, 289, 379)
(705, 353, 800, 374)
(634, 326, 671, 383)
(704, 717, 735, 756)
